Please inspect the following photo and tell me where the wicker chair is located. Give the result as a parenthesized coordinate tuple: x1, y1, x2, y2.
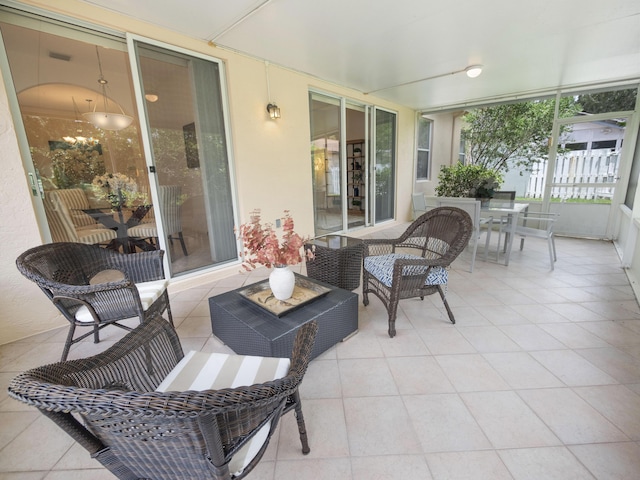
(16, 242, 173, 360)
(8, 314, 318, 480)
(362, 207, 473, 337)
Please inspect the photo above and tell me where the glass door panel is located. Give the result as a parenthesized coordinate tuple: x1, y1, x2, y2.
(0, 20, 151, 246)
(310, 92, 342, 236)
(373, 108, 396, 222)
(132, 40, 237, 276)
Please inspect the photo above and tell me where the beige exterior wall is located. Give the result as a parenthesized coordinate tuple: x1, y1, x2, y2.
(0, 0, 417, 344)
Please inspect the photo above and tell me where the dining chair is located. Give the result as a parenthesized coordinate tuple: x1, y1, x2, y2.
(362, 206, 473, 337)
(16, 242, 173, 360)
(8, 314, 318, 480)
(128, 185, 188, 255)
(513, 210, 559, 269)
(436, 197, 493, 272)
(43, 191, 117, 246)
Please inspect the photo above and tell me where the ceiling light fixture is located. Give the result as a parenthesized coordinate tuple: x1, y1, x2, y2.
(83, 46, 133, 131)
(365, 64, 485, 95)
(465, 65, 483, 78)
(145, 92, 159, 102)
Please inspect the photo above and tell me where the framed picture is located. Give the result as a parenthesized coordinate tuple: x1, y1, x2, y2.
(183, 122, 199, 168)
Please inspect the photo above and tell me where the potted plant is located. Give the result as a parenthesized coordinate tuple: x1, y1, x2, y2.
(435, 163, 502, 204)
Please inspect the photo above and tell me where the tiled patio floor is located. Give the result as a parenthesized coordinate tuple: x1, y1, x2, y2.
(2, 227, 640, 479)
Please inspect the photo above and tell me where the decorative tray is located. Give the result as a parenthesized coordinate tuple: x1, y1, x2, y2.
(238, 275, 331, 317)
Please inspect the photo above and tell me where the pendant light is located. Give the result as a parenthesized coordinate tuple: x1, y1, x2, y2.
(83, 46, 133, 131)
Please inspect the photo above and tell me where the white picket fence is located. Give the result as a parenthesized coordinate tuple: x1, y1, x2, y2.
(524, 150, 620, 201)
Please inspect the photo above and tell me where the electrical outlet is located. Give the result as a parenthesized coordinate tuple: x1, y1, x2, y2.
(275, 218, 281, 228)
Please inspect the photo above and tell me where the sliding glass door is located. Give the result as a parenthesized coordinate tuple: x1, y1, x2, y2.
(309, 92, 393, 235)
(372, 107, 396, 222)
(130, 38, 237, 275)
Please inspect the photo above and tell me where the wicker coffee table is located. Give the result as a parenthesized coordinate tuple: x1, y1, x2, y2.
(305, 235, 364, 291)
(209, 274, 358, 359)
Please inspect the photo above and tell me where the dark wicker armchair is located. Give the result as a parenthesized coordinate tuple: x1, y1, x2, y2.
(16, 242, 173, 360)
(8, 314, 318, 480)
(362, 207, 473, 337)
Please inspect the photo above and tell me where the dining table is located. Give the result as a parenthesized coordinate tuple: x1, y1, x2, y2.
(82, 205, 154, 254)
(481, 202, 529, 266)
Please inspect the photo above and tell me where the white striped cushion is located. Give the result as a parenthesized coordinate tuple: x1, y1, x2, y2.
(75, 279, 168, 323)
(156, 351, 290, 476)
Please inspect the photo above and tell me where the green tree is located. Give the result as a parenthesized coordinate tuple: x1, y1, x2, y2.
(577, 88, 637, 114)
(462, 98, 580, 173)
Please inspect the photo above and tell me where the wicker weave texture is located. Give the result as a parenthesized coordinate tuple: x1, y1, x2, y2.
(8, 314, 318, 480)
(362, 207, 473, 337)
(15, 242, 173, 360)
(305, 236, 363, 291)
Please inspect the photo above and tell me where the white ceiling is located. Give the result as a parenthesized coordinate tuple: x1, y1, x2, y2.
(79, 0, 640, 111)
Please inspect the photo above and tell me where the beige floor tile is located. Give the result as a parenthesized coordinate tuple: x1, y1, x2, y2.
(300, 359, 342, 398)
(499, 324, 567, 351)
(575, 347, 640, 384)
(435, 354, 511, 392)
(344, 396, 422, 456)
(574, 385, 640, 440)
(426, 450, 513, 480)
(518, 388, 628, 444)
(530, 350, 617, 386)
(569, 442, 640, 479)
(277, 398, 349, 460)
(455, 326, 522, 353)
(578, 321, 640, 347)
(498, 446, 595, 479)
(403, 393, 492, 452)
(351, 455, 432, 480)
(482, 352, 564, 389)
(537, 323, 610, 349)
(507, 303, 570, 324)
(387, 356, 455, 395)
(338, 358, 399, 397)
(461, 391, 561, 449)
(274, 458, 352, 480)
(417, 327, 477, 355)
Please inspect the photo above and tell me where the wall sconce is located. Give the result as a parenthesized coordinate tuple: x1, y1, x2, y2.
(266, 103, 281, 119)
(264, 61, 281, 120)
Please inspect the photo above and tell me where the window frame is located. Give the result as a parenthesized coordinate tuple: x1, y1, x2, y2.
(416, 115, 432, 181)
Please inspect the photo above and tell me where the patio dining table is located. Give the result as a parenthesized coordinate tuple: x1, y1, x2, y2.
(481, 202, 529, 266)
(82, 205, 154, 253)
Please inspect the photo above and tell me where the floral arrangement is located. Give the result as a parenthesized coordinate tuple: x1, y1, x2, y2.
(92, 172, 147, 210)
(238, 209, 314, 270)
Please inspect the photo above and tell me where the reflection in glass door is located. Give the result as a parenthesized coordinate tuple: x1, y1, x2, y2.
(131, 39, 237, 276)
(373, 107, 397, 222)
(310, 92, 342, 236)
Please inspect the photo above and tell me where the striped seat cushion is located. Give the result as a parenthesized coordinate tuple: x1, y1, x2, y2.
(157, 351, 291, 476)
(75, 279, 168, 323)
(364, 253, 448, 288)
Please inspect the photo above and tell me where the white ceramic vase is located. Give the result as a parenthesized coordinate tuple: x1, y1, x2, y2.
(269, 265, 295, 300)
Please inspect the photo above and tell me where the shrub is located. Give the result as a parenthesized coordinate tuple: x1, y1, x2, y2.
(435, 163, 503, 198)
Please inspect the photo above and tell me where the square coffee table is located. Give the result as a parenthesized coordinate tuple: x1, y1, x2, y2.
(209, 274, 358, 359)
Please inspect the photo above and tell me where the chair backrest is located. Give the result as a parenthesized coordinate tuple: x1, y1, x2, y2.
(8, 314, 318, 480)
(159, 185, 183, 235)
(43, 192, 80, 243)
(490, 190, 516, 209)
(435, 197, 482, 231)
(49, 188, 94, 228)
(16, 242, 165, 323)
(398, 206, 473, 262)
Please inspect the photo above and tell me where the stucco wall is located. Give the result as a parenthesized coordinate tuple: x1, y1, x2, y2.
(0, 0, 416, 344)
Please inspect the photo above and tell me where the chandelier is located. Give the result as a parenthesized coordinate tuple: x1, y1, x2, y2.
(83, 46, 133, 131)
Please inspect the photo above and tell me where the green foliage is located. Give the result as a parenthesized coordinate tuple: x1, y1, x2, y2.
(462, 98, 580, 173)
(577, 89, 637, 114)
(435, 163, 503, 198)
(51, 145, 105, 189)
